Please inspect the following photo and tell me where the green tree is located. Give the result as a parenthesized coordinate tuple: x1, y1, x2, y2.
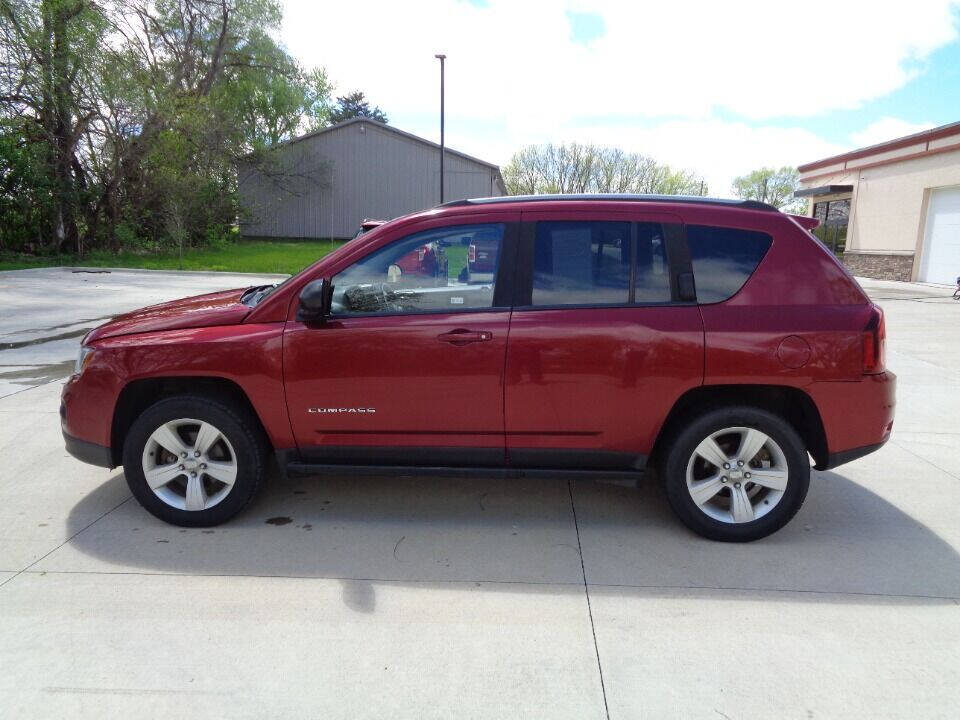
(0, 0, 108, 252)
(502, 143, 708, 197)
(656, 167, 708, 196)
(0, 0, 335, 253)
(731, 166, 804, 212)
(327, 90, 388, 125)
(0, 117, 56, 250)
(211, 44, 332, 148)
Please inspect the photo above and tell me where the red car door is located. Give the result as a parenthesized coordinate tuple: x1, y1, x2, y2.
(504, 210, 704, 469)
(283, 217, 518, 466)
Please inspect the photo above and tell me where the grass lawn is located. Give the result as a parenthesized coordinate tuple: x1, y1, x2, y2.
(444, 244, 468, 280)
(0, 240, 344, 275)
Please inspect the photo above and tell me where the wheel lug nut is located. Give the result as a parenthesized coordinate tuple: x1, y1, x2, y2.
(723, 463, 730, 470)
(200, 463, 207, 469)
(180, 452, 187, 458)
(737, 460, 744, 467)
(721, 477, 728, 483)
(190, 472, 197, 478)
(744, 472, 751, 479)
(179, 464, 185, 470)
(735, 482, 741, 489)
(194, 451, 201, 457)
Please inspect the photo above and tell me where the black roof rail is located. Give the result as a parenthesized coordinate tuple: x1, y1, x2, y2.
(438, 193, 780, 212)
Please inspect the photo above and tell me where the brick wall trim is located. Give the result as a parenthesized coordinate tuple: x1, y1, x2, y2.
(840, 252, 915, 281)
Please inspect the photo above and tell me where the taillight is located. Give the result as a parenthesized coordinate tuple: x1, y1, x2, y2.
(862, 305, 886, 374)
(468, 244, 476, 263)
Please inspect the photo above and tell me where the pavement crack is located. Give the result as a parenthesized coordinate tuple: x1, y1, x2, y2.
(567, 478, 611, 720)
(8, 567, 958, 601)
(0, 374, 66, 401)
(0, 495, 132, 591)
(890, 439, 960, 481)
(393, 535, 406, 562)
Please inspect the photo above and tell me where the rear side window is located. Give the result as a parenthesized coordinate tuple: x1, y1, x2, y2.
(687, 225, 772, 303)
(533, 221, 631, 305)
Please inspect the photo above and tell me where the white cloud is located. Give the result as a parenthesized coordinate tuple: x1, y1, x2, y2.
(850, 117, 938, 148)
(280, 0, 958, 193)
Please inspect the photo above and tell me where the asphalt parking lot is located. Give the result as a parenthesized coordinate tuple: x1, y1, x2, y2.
(0, 268, 958, 719)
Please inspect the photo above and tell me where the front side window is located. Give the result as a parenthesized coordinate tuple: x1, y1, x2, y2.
(687, 225, 773, 303)
(331, 224, 503, 315)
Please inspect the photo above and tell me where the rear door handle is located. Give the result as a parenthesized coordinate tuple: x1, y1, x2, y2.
(437, 329, 493, 345)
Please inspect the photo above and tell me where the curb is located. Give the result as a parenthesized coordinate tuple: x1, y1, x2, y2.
(0, 266, 290, 280)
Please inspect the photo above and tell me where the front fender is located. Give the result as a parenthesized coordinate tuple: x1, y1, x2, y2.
(66, 323, 291, 451)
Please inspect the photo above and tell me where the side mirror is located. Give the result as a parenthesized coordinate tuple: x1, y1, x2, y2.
(297, 278, 332, 323)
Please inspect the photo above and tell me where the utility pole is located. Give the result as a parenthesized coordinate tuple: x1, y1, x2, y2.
(434, 54, 446, 203)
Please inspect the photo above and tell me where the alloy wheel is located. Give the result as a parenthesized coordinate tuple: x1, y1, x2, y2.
(685, 426, 789, 524)
(141, 418, 238, 512)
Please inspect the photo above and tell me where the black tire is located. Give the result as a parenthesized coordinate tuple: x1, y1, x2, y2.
(122, 395, 268, 527)
(661, 406, 810, 542)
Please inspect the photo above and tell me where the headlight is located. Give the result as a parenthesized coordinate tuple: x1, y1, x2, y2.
(75, 346, 95, 375)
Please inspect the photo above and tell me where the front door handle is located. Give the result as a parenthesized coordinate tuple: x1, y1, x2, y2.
(437, 328, 493, 345)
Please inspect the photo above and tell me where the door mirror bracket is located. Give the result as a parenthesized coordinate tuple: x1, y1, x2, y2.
(297, 279, 332, 323)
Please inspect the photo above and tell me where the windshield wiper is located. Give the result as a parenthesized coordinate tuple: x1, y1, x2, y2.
(241, 284, 276, 306)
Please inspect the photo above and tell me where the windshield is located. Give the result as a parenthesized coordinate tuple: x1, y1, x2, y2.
(243, 227, 384, 306)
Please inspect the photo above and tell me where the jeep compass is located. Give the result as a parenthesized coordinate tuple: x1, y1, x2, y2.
(61, 195, 895, 541)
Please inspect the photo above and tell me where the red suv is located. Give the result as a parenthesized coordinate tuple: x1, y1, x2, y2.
(61, 195, 895, 541)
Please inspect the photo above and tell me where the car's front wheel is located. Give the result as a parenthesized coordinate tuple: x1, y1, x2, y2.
(661, 406, 810, 542)
(122, 396, 267, 527)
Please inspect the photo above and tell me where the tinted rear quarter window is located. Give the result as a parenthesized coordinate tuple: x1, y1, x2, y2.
(687, 225, 772, 303)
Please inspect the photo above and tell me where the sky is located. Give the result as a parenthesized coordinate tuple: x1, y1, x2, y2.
(280, 0, 960, 197)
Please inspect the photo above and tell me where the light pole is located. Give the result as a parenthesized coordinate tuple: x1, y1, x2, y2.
(434, 53, 446, 203)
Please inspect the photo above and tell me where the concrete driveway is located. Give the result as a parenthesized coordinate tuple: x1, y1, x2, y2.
(0, 269, 957, 719)
(0, 267, 286, 398)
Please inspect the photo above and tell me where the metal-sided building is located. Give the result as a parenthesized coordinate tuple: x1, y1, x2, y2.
(237, 118, 505, 239)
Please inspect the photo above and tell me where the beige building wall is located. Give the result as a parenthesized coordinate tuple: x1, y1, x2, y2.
(799, 143, 960, 280)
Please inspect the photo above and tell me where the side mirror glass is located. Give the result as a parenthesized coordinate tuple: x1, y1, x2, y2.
(297, 278, 331, 323)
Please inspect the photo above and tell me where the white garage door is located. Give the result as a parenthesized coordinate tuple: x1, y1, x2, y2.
(919, 186, 960, 285)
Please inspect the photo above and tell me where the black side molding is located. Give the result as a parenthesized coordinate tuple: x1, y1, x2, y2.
(278, 445, 647, 480)
(285, 462, 645, 482)
(63, 432, 115, 469)
(818, 440, 888, 471)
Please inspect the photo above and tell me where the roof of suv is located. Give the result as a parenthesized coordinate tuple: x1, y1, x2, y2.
(439, 194, 780, 212)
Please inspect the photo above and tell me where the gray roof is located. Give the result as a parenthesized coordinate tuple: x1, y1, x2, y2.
(272, 117, 504, 177)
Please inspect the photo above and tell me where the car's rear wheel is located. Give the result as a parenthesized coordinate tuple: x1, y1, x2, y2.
(122, 396, 267, 527)
(662, 406, 809, 542)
